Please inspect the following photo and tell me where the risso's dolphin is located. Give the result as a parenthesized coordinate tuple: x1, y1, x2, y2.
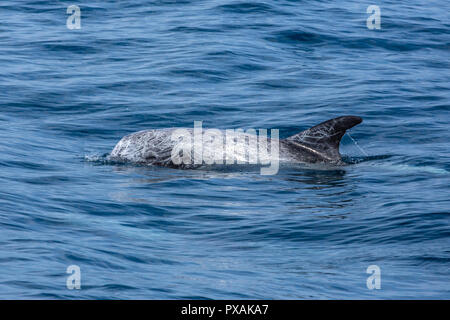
(109, 115, 362, 174)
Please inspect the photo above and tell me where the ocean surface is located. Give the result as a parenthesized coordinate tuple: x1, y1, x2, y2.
(0, 0, 449, 299)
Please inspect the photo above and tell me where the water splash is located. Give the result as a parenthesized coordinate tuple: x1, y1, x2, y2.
(84, 153, 109, 162)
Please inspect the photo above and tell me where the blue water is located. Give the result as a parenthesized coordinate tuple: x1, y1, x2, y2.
(0, 0, 449, 299)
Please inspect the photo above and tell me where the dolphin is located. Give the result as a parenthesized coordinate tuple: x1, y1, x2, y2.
(109, 115, 363, 169)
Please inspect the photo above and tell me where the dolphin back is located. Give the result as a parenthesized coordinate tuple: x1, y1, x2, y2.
(284, 116, 363, 162)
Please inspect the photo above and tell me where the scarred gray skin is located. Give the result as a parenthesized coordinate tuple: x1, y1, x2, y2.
(109, 116, 363, 168)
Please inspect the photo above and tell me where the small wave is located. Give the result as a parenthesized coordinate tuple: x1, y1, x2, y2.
(215, 2, 282, 15)
(344, 155, 449, 174)
(267, 29, 329, 45)
(380, 163, 449, 175)
(342, 155, 393, 164)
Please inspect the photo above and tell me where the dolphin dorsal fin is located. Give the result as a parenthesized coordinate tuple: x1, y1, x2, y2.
(285, 116, 363, 161)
